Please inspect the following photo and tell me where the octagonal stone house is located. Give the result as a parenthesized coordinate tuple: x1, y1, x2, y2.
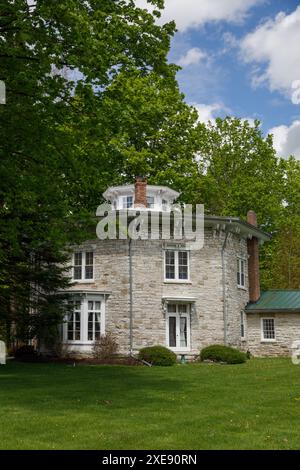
(60, 177, 292, 359)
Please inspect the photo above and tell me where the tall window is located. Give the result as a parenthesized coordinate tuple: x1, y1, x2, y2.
(85, 252, 94, 279)
(165, 251, 175, 279)
(73, 251, 94, 281)
(165, 250, 189, 281)
(240, 311, 245, 339)
(64, 297, 104, 343)
(261, 318, 275, 341)
(166, 303, 190, 350)
(87, 300, 101, 341)
(67, 300, 81, 341)
(237, 258, 246, 288)
(122, 196, 133, 209)
(74, 252, 82, 280)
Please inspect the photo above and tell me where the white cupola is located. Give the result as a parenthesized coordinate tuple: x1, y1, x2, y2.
(102, 177, 180, 212)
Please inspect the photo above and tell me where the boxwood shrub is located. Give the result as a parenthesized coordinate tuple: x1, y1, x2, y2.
(200, 345, 247, 364)
(138, 345, 177, 366)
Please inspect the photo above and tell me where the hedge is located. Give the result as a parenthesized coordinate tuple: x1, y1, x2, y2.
(138, 345, 177, 366)
(200, 345, 247, 364)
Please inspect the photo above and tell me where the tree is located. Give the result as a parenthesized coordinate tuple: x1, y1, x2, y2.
(0, 0, 178, 346)
(262, 157, 300, 289)
(195, 117, 285, 230)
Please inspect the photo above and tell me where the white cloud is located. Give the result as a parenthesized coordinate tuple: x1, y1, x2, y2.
(241, 117, 257, 127)
(178, 48, 207, 67)
(269, 121, 300, 160)
(135, 0, 263, 31)
(240, 7, 300, 96)
(193, 103, 226, 124)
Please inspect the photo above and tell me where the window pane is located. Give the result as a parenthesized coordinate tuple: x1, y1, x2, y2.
(169, 317, 176, 347)
(178, 304, 187, 314)
(147, 196, 155, 208)
(88, 312, 93, 341)
(241, 312, 245, 338)
(180, 317, 187, 348)
(95, 313, 101, 340)
(263, 319, 275, 339)
(123, 196, 133, 209)
(237, 259, 240, 285)
(241, 260, 245, 286)
(179, 266, 188, 279)
(165, 251, 175, 279)
(88, 301, 93, 311)
(167, 304, 177, 313)
(74, 266, 82, 280)
(74, 252, 82, 266)
(84, 252, 94, 279)
(178, 251, 188, 280)
(179, 251, 188, 265)
(86, 252, 93, 266)
(95, 301, 101, 310)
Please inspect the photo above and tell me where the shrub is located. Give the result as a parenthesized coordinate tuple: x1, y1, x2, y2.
(138, 345, 177, 366)
(200, 345, 247, 364)
(14, 345, 37, 359)
(93, 333, 119, 360)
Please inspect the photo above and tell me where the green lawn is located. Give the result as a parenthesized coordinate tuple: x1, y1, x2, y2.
(1, 359, 300, 449)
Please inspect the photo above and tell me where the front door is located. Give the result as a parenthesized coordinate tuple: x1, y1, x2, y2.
(166, 304, 190, 351)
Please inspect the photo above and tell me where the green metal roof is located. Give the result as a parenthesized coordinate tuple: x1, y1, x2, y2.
(246, 290, 300, 313)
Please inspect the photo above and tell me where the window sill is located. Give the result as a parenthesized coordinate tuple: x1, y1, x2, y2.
(72, 279, 95, 284)
(169, 349, 191, 353)
(261, 340, 277, 343)
(164, 280, 192, 285)
(237, 285, 247, 291)
(63, 341, 94, 345)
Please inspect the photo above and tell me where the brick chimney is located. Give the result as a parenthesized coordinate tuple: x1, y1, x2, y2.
(247, 210, 260, 303)
(134, 176, 147, 208)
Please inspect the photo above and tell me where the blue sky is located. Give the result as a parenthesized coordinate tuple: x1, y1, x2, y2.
(136, 0, 300, 159)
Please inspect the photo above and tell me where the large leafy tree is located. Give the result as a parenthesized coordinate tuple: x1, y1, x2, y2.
(195, 118, 285, 230)
(0, 0, 180, 346)
(193, 117, 300, 290)
(262, 157, 300, 289)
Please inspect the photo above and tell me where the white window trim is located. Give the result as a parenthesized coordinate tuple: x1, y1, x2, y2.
(261, 317, 276, 343)
(63, 295, 105, 344)
(237, 257, 246, 289)
(164, 250, 190, 283)
(73, 251, 95, 283)
(122, 195, 134, 209)
(166, 304, 191, 352)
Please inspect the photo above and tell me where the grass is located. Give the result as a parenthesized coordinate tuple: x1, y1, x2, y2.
(1, 358, 300, 449)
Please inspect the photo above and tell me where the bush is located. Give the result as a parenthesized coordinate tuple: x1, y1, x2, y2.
(93, 333, 119, 360)
(138, 345, 177, 366)
(200, 345, 247, 364)
(14, 345, 37, 359)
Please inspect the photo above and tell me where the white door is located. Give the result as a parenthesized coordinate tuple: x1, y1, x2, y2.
(166, 304, 190, 351)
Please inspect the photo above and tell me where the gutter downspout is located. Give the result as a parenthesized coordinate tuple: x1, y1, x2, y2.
(127, 239, 151, 366)
(221, 231, 229, 345)
(129, 238, 133, 355)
